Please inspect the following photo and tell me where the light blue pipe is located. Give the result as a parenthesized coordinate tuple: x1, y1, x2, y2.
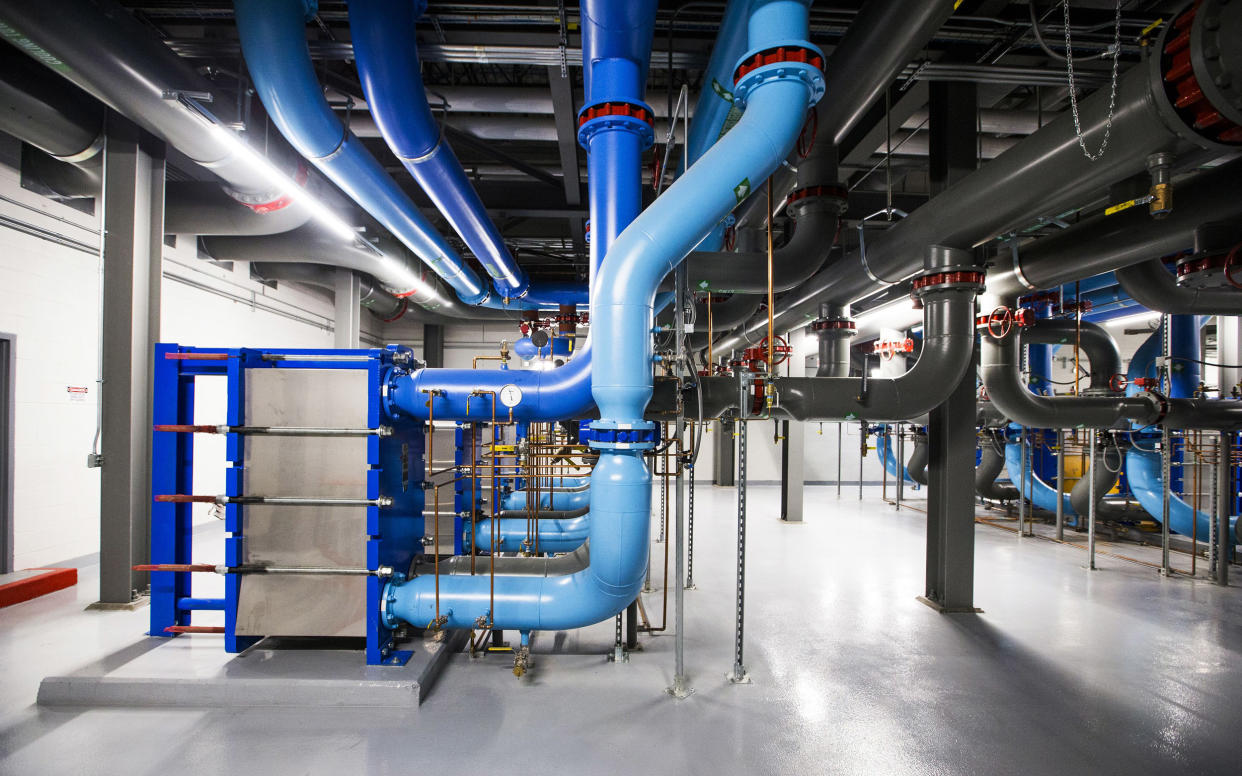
(875, 431, 915, 484)
(383, 0, 820, 633)
(232, 0, 487, 304)
(1127, 448, 1237, 545)
(470, 516, 589, 554)
(501, 489, 590, 513)
(1126, 316, 1203, 400)
(1005, 441, 1076, 517)
(384, 292, 670, 422)
(513, 336, 574, 360)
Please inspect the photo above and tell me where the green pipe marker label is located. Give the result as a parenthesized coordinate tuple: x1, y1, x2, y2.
(733, 178, 751, 204)
(711, 78, 734, 103)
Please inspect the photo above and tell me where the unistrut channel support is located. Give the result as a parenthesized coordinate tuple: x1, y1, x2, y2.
(728, 418, 751, 684)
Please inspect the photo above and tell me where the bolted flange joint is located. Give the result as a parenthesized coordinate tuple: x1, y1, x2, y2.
(577, 100, 656, 151)
(584, 420, 660, 451)
(732, 41, 826, 109)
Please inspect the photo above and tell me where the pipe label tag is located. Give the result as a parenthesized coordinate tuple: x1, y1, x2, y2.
(733, 178, 751, 204)
(711, 78, 734, 103)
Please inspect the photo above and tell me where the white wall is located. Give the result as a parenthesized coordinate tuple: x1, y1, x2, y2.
(0, 135, 387, 568)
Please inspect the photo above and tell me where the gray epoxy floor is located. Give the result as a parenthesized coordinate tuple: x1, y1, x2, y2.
(2, 485, 1241, 776)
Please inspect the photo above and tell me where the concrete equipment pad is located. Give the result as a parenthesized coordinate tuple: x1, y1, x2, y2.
(37, 630, 466, 710)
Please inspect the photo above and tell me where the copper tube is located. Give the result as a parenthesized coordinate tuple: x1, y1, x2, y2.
(472, 355, 506, 369)
(164, 625, 225, 634)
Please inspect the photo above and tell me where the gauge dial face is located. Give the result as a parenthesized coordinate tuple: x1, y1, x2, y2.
(499, 384, 523, 408)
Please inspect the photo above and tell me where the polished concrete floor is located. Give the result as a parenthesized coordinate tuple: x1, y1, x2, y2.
(2, 485, 1240, 775)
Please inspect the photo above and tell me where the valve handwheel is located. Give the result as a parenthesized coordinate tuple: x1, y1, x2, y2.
(987, 306, 1013, 340)
(760, 335, 791, 366)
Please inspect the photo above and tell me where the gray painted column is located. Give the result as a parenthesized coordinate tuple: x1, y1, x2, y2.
(781, 328, 808, 521)
(422, 324, 444, 368)
(98, 117, 165, 605)
(923, 342, 979, 612)
(333, 268, 361, 348)
(713, 419, 735, 486)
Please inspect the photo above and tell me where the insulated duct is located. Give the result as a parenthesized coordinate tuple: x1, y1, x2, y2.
(250, 262, 405, 321)
(0, 0, 309, 217)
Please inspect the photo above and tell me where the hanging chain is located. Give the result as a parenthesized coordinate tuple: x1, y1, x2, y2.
(1063, 0, 1123, 161)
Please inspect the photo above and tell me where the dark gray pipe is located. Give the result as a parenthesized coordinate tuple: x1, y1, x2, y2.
(1069, 437, 1138, 520)
(735, 0, 957, 227)
(981, 295, 1242, 430)
(814, 302, 853, 378)
(0, 42, 102, 161)
(1025, 319, 1122, 392)
(202, 227, 520, 321)
(768, 246, 981, 422)
(0, 0, 304, 206)
(251, 262, 406, 320)
(715, 11, 1236, 353)
(988, 158, 1242, 298)
(682, 208, 838, 293)
(165, 182, 315, 237)
(1116, 260, 1242, 316)
(976, 434, 1019, 500)
(906, 432, 929, 486)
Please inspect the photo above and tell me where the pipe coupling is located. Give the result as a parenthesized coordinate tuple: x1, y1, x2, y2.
(732, 41, 825, 109)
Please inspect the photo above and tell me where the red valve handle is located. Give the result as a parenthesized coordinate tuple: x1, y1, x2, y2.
(987, 306, 1013, 340)
(760, 335, 791, 366)
(1109, 374, 1128, 393)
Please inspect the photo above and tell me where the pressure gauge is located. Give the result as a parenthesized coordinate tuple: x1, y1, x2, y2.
(499, 384, 523, 408)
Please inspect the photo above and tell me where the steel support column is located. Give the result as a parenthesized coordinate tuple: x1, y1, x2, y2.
(923, 350, 978, 612)
(97, 117, 165, 605)
(422, 324, 444, 368)
(333, 268, 361, 349)
(713, 418, 735, 486)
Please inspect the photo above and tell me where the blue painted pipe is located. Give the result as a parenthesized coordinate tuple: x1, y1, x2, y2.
(350, 0, 586, 306)
(470, 516, 589, 554)
(875, 431, 915, 484)
(1126, 317, 1203, 400)
(1127, 448, 1237, 545)
(513, 336, 574, 361)
(176, 597, 226, 612)
(1005, 442, 1076, 517)
(384, 0, 819, 632)
(501, 489, 590, 513)
(685, 0, 753, 252)
(233, 0, 487, 304)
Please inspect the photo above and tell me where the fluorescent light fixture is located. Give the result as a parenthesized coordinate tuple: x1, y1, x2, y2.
(1104, 310, 1161, 328)
(207, 124, 358, 242)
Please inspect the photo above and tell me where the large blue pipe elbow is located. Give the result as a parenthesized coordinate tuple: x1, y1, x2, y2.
(1005, 442, 1076, 517)
(501, 489, 591, 513)
(384, 0, 817, 635)
(233, 0, 487, 304)
(875, 432, 915, 484)
(1127, 448, 1237, 545)
(470, 516, 590, 554)
(384, 452, 649, 630)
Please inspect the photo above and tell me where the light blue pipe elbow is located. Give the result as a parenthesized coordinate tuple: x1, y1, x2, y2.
(232, 0, 487, 304)
(875, 432, 915, 484)
(470, 516, 590, 554)
(384, 451, 650, 630)
(1127, 448, 1237, 545)
(1005, 442, 1076, 517)
(501, 489, 590, 512)
(385, 0, 818, 634)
